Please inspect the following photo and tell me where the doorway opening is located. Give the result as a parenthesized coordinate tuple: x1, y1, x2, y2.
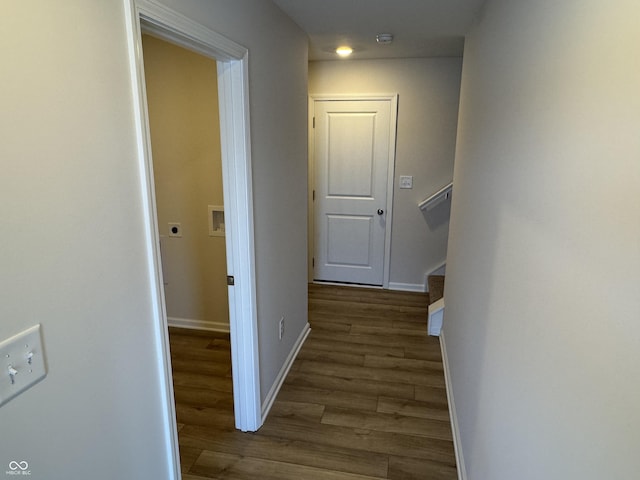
(142, 34, 230, 332)
(125, 2, 262, 475)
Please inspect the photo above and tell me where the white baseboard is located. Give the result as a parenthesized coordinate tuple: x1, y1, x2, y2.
(388, 282, 426, 293)
(440, 330, 467, 480)
(261, 322, 311, 422)
(167, 316, 230, 333)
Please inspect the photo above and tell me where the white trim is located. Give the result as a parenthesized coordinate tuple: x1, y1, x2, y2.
(427, 298, 445, 336)
(123, 2, 180, 478)
(440, 330, 467, 480)
(261, 323, 311, 422)
(309, 94, 398, 289)
(167, 317, 230, 333)
(310, 93, 400, 101)
(217, 50, 261, 432)
(308, 98, 316, 284)
(136, 0, 245, 60)
(388, 282, 426, 293)
(130, 0, 262, 439)
(428, 261, 447, 278)
(418, 182, 453, 211)
(383, 96, 399, 290)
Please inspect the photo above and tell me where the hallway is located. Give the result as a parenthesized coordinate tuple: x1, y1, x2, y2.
(172, 284, 456, 479)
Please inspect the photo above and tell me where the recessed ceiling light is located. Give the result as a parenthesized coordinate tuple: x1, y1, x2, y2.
(376, 33, 393, 45)
(336, 46, 353, 57)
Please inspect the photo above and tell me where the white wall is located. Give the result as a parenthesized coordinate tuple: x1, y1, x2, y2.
(309, 59, 462, 289)
(142, 0, 309, 404)
(444, 0, 640, 478)
(0, 2, 172, 479)
(0, 0, 308, 477)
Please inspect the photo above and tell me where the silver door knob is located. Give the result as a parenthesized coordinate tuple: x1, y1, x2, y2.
(377, 209, 384, 215)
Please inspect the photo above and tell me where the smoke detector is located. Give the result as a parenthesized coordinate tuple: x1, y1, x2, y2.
(376, 33, 393, 45)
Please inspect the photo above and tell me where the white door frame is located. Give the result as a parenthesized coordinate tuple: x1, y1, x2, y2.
(124, 0, 261, 475)
(309, 94, 398, 288)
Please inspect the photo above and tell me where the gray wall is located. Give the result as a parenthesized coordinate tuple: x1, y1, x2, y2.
(0, 0, 308, 478)
(309, 58, 462, 289)
(444, 0, 640, 478)
(160, 0, 310, 402)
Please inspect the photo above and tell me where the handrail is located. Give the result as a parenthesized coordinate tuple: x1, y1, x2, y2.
(418, 182, 453, 211)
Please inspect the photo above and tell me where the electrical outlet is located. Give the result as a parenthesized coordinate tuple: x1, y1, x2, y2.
(279, 316, 285, 340)
(168, 223, 182, 237)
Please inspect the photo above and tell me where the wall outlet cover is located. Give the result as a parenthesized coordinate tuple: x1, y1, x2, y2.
(168, 223, 182, 237)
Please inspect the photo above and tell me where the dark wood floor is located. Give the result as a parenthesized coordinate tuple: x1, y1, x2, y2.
(170, 283, 457, 479)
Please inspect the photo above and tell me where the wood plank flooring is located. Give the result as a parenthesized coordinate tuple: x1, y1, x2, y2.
(170, 283, 457, 479)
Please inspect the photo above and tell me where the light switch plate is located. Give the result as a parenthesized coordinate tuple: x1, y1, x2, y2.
(399, 175, 413, 189)
(0, 324, 47, 407)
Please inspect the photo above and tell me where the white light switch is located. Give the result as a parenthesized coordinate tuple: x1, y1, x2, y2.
(399, 175, 413, 189)
(0, 324, 47, 407)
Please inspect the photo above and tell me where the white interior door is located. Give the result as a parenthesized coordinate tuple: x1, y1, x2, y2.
(313, 97, 397, 286)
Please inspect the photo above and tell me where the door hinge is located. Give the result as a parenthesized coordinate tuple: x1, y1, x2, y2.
(312, 190, 315, 201)
(226, 275, 235, 286)
(312, 117, 315, 128)
(312, 257, 315, 268)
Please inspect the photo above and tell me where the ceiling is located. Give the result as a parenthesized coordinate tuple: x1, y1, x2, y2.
(271, 0, 487, 61)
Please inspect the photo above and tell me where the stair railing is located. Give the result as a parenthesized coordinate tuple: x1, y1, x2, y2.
(418, 182, 453, 211)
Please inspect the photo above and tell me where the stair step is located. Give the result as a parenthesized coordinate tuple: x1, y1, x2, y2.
(428, 275, 445, 305)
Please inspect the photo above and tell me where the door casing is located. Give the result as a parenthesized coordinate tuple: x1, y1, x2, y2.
(309, 94, 398, 288)
(125, 1, 261, 476)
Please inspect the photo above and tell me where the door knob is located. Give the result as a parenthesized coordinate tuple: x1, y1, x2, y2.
(377, 209, 384, 215)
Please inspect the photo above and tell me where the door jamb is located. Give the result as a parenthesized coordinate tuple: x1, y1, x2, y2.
(124, 0, 261, 475)
(309, 94, 398, 288)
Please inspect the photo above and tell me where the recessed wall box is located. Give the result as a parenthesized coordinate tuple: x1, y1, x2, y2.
(208, 205, 225, 237)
